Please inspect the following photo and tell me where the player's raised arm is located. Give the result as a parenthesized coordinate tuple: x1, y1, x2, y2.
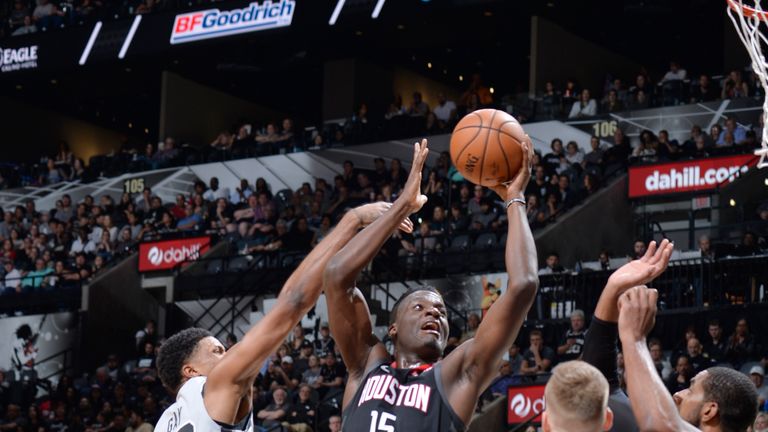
(440, 138, 539, 423)
(323, 139, 429, 404)
(594, 239, 673, 323)
(202, 201, 401, 424)
(581, 239, 672, 392)
(618, 286, 700, 432)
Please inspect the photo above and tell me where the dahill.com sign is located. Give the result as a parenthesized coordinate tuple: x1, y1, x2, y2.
(0, 45, 38, 73)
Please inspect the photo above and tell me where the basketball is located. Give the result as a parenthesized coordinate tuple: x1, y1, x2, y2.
(449, 109, 526, 187)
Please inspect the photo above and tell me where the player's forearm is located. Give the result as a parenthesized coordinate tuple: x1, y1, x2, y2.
(325, 202, 410, 292)
(465, 204, 537, 383)
(620, 338, 686, 432)
(594, 281, 627, 323)
(278, 212, 359, 311)
(504, 204, 539, 295)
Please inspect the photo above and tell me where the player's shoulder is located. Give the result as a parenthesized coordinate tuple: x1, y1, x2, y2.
(177, 376, 206, 398)
(155, 401, 184, 432)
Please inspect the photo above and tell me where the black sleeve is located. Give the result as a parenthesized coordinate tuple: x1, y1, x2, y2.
(581, 317, 619, 390)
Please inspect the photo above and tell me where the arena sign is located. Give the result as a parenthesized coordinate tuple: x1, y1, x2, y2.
(507, 383, 546, 424)
(138, 236, 211, 272)
(628, 154, 757, 198)
(0, 45, 38, 73)
(170, 0, 295, 45)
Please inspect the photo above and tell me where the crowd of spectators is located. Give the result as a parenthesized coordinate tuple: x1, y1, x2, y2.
(0, 0, 190, 38)
(137, 135, 615, 278)
(7, 117, 764, 294)
(0, 191, 139, 308)
(532, 61, 765, 121)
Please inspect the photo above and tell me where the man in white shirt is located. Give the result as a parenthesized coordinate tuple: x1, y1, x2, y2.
(3, 261, 22, 294)
(433, 93, 457, 128)
(568, 89, 597, 118)
(750, 366, 768, 407)
(202, 177, 230, 202)
(230, 179, 253, 204)
(661, 61, 687, 83)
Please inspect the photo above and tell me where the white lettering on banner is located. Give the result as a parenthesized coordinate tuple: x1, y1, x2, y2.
(146, 244, 202, 267)
(0, 45, 38, 73)
(357, 374, 431, 413)
(643, 165, 748, 193)
(509, 393, 545, 419)
(170, 0, 295, 45)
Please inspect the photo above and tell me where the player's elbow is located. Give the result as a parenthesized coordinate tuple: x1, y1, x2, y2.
(638, 413, 682, 432)
(511, 276, 539, 299)
(323, 257, 354, 294)
(638, 420, 679, 432)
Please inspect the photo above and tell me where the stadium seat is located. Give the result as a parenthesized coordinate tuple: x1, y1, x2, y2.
(448, 235, 470, 251)
(228, 256, 251, 272)
(206, 259, 224, 274)
(474, 233, 497, 249)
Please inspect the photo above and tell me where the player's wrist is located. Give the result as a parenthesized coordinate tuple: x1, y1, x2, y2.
(619, 332, 647, 346)
(505, 191, 525, 202)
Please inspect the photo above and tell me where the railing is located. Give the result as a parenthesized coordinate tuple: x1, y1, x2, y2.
(0, 273, 84, 316)
(359, 256, 470, 330)
(535, 254, 768, 322)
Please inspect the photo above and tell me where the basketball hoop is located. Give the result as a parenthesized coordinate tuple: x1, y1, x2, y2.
(727, 0, 768, 168)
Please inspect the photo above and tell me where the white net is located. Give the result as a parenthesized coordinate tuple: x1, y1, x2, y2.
(727, 0, 768, 168)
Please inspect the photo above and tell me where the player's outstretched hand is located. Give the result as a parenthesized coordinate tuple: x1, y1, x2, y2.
(354, 202, 414, 233)
(607, 239, 673, 291)
(491, 134, 533, 201)
(397, 139, 429, 214)
(617, 285, 658, 342)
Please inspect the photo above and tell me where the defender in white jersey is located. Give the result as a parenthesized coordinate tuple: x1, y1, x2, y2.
(154, 202, 414, 432)
(156, 375, 253, 432)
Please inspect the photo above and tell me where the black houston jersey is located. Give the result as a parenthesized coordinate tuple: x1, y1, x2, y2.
(342, 361, 465, 432)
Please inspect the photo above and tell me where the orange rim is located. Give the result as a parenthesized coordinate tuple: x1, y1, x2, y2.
(728, 0, 768, 20)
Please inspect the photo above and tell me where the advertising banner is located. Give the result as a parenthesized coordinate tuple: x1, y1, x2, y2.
(138, 236, 210, 272)
(507, 383, 546, 424)
(170, 0, 295, 44)
(628, 154, 757, 198)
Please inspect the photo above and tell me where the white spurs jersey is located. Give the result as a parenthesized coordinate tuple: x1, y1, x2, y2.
(154, 377, 254, 432)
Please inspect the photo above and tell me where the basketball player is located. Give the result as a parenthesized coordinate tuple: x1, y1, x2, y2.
(581, 239, 674, 432)
(618, 285, 758, 432)
(323, 138, 539, 431)
(154, 201, 413, 432)
(542, 361, 613, 432)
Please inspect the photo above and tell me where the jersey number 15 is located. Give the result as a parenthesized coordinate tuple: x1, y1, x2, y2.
(369, 410, 396, 432)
